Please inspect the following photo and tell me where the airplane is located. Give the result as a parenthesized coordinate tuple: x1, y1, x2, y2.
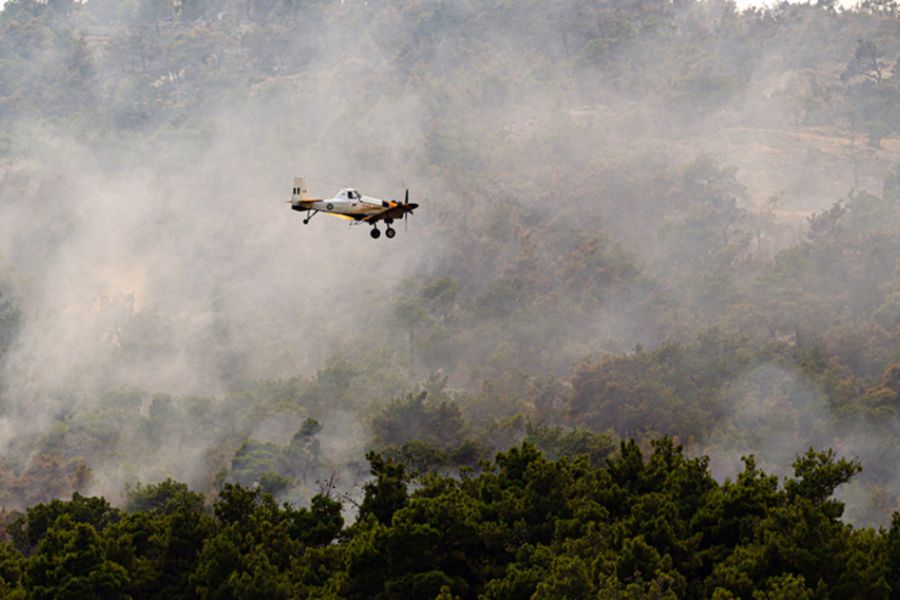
(289, 177, 418, 239)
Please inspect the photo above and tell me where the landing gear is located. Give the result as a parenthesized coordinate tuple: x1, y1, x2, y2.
(370, 224, 396, 240)
(302, 210, 318, 225)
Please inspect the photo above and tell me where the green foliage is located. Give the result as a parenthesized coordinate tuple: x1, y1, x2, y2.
(108, 479, 214, 596)
(887, 513, 900, 594)
(839, 39, 900, 147)
(785, 448, 861, 513)
(0, 542, 24, 598)
(25, 516, 129, 600)
(290, 494, 343, 547)
(0, 442, 890, 597)
(10, 493, 119, 554)
(569, 329, 758, 438)
(228, 440, 289, 492)
(192, 482, 344, 598)
(374, 391, 464, 449)
(215, 417, 326, 498)
(124, 479, 204, 515)
(359, 452, 409, 526)
(372, 389, 491, 473)
(523, 423, 618, 467)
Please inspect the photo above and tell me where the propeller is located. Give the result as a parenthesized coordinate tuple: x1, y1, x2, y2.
(403, 189, 418, 231)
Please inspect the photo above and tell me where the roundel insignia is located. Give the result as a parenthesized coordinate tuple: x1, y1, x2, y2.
(326, 203, 334, 210)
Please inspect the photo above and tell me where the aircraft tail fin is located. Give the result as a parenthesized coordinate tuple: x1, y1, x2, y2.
(292, 177, 311, 201)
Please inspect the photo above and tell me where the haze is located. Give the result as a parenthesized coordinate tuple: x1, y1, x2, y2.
(0, 0, 898, 532)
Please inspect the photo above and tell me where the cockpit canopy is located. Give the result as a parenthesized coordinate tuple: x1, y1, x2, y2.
(340, 188, 361, 200)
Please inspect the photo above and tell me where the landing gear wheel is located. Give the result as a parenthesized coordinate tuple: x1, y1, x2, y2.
(303, 219, 309, 225)
(385, 227, 396, 239)
(370, 228, 381, 239)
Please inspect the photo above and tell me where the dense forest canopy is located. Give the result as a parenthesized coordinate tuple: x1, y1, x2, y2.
(0, 0, 899, 596)
(0, 441, 897, 598)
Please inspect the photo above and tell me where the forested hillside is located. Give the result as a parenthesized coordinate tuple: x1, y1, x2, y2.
(0, 0, 899, 596)
(1, 441, 899, 598)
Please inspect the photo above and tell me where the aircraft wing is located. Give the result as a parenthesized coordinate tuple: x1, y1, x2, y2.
(322, 212, 356, 221)
(362, 205, 408, 223)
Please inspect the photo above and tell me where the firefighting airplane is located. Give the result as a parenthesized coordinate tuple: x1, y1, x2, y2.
(289, 177, 418, 239)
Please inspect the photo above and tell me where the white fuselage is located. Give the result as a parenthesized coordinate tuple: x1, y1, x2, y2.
(301, 196, 388, 217)
(291, 187, 395, 221)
